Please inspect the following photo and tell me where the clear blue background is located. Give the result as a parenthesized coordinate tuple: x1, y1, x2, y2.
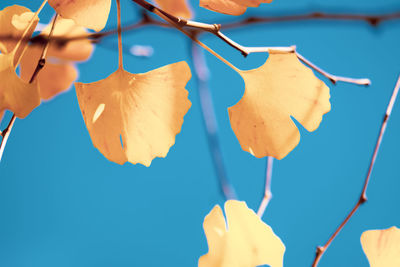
(1, 0, 400, 266)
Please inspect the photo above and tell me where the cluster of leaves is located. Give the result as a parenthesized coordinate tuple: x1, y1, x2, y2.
(0, 0, 399, 266)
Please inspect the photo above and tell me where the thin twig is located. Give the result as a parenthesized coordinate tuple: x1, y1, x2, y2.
(257, 157, 274, 217)
(116, 0, 123, 68)
(190, 39, 237, 200)
(311, 74, 400, 267)
(0, 14, 59, 163)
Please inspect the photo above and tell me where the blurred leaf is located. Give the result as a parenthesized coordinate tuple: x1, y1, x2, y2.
(200, 0, 272, 15)
(0, 5, 40, 118)
(21, 17, 93, 100)
(154, 0, 193, 18)
(48, 0, 111, 31)
(361, 226, 400, 267)
(229, 51, 331, 160)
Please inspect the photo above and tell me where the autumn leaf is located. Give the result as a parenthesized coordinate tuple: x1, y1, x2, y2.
(0, 5, 41, 118)
(228, 51, 331, 160)
(20, 17, 93, 100)
(75, 62, 191, 166)
(199, 200, 285, 267)
(154, 0, 193, 18)
(200, 0, 272, 16)
(48, 0, 111, 31)
(361, 226, 400, 267)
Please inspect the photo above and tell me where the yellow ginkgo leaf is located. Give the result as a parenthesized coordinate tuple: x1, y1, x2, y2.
(154, 0, 193, 19)
(228, 51, 331, 160)
(200, 0, 272, 16)
(199, 200, 285, 267)
(75, 62, 191, 166)
(48, 0, 111, 31)
(20, 17, 93, 100)
(361, 226, 400, 267)
(0, 52, 40, 118)
(0, 5, 38, 65)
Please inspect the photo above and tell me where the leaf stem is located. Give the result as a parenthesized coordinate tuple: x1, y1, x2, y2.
(311, 74, 400, 267)
(14, 0, 48, 68)
(116, 0, 123, 68)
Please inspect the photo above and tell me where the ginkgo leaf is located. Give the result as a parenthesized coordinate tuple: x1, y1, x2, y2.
(199, 200, 285, 267)
(75, 62, 191, 166)
(200, 0, 272, 16)
(361, 226, 400, 267)
(48, 0, 111, 31)
(0, 52, 40, 118)
(0, 5, 38, 65)
(20, 17, 93, 100)
(154, 0, 193, 19)
(228, 51, 331, 160)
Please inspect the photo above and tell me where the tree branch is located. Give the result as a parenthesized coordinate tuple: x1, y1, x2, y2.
(190, 39, 237, 200)
(257, 157, 274, 217)
(311, 74, 400, 267)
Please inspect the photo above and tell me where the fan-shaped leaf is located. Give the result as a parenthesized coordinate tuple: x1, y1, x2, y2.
(361, 226, 400, 267)
(199, 200, 285, 267)
(75, 62, 191, 166)
(48, 0, 111, 31)
(228, 51, 331, 160)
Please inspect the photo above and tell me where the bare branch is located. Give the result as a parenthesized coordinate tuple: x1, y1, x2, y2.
(311, 74, 400, 267)
(191, 40, 237, 200)
(257, 157, 274, 217)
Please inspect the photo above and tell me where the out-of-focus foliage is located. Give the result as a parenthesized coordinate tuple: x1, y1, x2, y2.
(200, 0, 273, 15)
(20, 17, 93, 100)
(0, 5, 40, 118)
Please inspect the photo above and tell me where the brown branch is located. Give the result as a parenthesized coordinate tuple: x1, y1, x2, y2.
(0, 14, 59, 163)
(257, 157, 274, 217)
(221, 11, 400, 29)
(311, 74, 400, 267)
(130, 0, 371, 85)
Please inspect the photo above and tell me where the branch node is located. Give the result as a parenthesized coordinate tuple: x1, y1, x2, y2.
(316, 246, 325, 255)
(360, 194, 368, 204)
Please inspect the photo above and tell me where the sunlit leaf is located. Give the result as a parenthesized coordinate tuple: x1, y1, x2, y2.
(20, 17, 93, 100)
(361, 226, 400, 267)
(228, 51, 331, 160)
(200, 0, 272, 15)
(75, 62, 191, 166)
(154, 0, 193, 18)
(48, 0, 111, 31)
(199, 200, 285, 267)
